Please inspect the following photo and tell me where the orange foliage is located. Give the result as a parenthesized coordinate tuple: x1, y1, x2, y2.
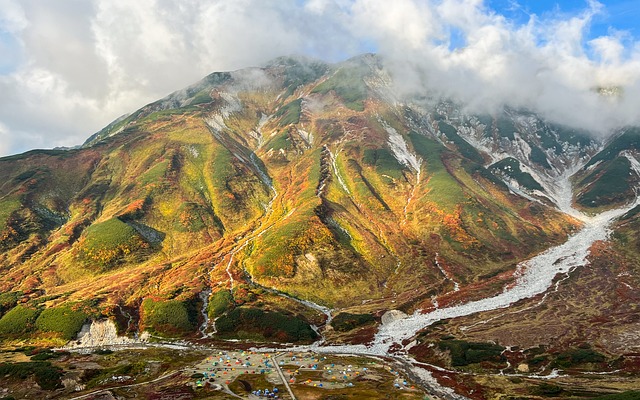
(82, 238, 148, 266)
(0, 226, 18, 242)
(124, 199, 145, 214)
(443, 206, 478, 247)
(21, 275, 41, 291)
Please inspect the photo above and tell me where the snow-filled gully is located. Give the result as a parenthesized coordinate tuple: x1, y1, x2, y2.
(369, 202, 638, 354)
(300, 169, 640, 398)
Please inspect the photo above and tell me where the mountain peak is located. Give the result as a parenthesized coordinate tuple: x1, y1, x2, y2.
(1, 55, 639, 374)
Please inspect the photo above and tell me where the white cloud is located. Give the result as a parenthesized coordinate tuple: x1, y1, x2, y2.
(364, 0, 640, 134)
(0, 0, 639, 157)
(0, 122, 11, 156)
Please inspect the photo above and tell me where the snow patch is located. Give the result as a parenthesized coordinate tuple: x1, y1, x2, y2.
(186, 145, 199, 158)
(434, 253, 460, 292)
(297, 128, 314, 146)
(380, 119, 422, 172)
(622, 151, 640, 179)
(329, 149, 351, 195)
(367, 192, 640, 355)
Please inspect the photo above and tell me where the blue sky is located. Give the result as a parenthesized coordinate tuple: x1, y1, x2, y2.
(489, 0, 639, 37)
(0, 0, 639, 157)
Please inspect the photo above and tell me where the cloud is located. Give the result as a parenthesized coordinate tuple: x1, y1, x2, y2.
(0, 122, 11, 156)
(0, 0, 639, 157)
(356, 0, 640, 134)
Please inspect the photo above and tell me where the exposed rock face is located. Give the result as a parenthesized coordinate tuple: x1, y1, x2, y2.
(381, 310, 408, 325)
(64, 319, 149, 349)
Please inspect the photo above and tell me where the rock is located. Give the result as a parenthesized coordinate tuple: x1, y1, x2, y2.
(517, 363, 529, 373)
(381, 310, 408, 325)
(405, 340, 418, 351)
(62, 378, 78, 389)
(63, 319, 149, 349)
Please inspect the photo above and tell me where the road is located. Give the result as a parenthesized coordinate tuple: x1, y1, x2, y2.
(67, 371, 182, 400)
(271, 354, 297, 400)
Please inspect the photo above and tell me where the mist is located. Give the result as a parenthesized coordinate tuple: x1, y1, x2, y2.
(367, 0, 640, 135)
(1, 0, 639, 157)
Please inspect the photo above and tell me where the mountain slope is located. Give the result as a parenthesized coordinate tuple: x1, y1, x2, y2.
(0, 54, 619, 342)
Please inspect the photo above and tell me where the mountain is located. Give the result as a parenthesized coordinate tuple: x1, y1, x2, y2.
(0, 54, 639, 353)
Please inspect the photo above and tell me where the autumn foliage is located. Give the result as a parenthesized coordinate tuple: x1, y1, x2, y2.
(79, 218, 149, 268)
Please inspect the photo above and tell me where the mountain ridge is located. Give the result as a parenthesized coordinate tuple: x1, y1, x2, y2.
(0, 53, 638, 348)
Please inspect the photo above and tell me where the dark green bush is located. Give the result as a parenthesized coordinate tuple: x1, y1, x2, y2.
(141, 298, 197, 336)
(490, 157, 544, 191)
(528, 355, 548, 366)
(331, 313, 375, 332)
(275, 99, 302, 126)
(593, 391, 640, 400)
(0, 306, 40, 335)
(532, 382, 563, 396)
(529, 146, 551, 169)
(577, 157, 634, 208)
(495, 116, 517, 140)
(0, 292, 20, 316)
(207, 290, 234, 319)
(35, 306, 87, 340)
(34, 365, 63, 390)
(215, 307, 317, 342)
(311, 65, 368, 111)
(585, 128, 640, 168)
(438, 122, 484, 163)
(30, 352, 58, 361)
(553, 348, 606, 368)
(189, 90, 212, 105)
(438, 340, 505, 366)
(0, 362, 62, 390)
(80, 217, 149, 267)
(362, 149, 404, 179)
(80, 368, 104, 383)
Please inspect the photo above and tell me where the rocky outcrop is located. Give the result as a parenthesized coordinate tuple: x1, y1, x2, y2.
(381, 310, 408, 325)
(63, 319, 149, 349)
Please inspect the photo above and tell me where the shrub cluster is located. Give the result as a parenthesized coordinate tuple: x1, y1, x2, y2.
(438, 339, 505, 366)
(593, 391, 640, 400)
(35, 306, 88, 340)
(141, 298, 196, 336)
(0, 362, 62, 390)
(80, 218, 149, 267)
(0, 306, 40, 335)
(207, 290, 234, 319)
(216, 307, 317, 342)
(331, 312, 375, 332)
(30, 349, 67, 361)
(311, 65, 368, 111)
(552, 348, 605, 368)
(0, 292, 20, 316)
(275, 99, 302, 126)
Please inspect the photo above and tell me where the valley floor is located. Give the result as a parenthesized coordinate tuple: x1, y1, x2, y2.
(0, 346, 428, 400)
